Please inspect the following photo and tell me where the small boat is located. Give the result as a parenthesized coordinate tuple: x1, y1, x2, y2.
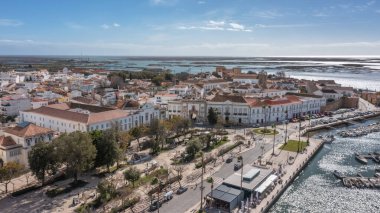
(333, 170, 345, 179)
(355, 155, 368, 164)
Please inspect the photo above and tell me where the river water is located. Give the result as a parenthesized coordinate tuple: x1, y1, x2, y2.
(269, 118, 380, 213)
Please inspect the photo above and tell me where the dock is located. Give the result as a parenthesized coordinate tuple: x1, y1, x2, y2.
(342, 176, 380, 189)
(354, 152, 380, 164)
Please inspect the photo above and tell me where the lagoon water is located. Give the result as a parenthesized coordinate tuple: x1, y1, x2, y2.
(82, 56, 380, 91)
(269, 118, 380, 213)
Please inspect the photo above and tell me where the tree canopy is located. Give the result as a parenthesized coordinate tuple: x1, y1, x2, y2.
(28, 142, 59, 185)
(54, 131, 97, 182)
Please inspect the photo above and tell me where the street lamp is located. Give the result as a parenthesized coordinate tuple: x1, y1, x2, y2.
(237, 155, 244, 209)
(199, 152, 205, 211)
(284, 110, 288, 145)
(272, 123, 277, 155)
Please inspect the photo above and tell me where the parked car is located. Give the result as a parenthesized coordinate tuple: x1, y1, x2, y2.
(149, 200, 161, 211)
(226, 156, 233, 163)
(234, 163, 242, 171)
(176, 186, 188, 195)
(164, 191, 173, 201)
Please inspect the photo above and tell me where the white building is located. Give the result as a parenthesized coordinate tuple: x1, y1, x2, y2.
(0, 94, 32, 116)
(154, 92, 180, 104)
(166, 94, 326, 125)
(20, 102, 159, 133)
(31, 98, 49, 109)
(232, 74, 259, 84)
(167, 100, 207, 123)
(1, 122, 54, 167)
(168, 85, 190, 97)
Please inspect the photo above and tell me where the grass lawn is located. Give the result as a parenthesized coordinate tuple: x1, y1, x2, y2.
(252, 128, 279, 135)
(280, 140, 307, 152)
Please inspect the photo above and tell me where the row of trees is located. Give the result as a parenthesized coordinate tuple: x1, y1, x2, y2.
(27, 117, 192, 186)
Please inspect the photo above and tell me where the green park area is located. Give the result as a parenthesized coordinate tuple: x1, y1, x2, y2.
(252, 128, 279, 135)
(280, 140, 307, 152)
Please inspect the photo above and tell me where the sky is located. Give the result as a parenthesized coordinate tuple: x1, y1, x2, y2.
(0, 0, 380, 56)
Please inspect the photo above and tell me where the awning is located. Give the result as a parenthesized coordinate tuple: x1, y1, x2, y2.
(255, 174, 278, 194)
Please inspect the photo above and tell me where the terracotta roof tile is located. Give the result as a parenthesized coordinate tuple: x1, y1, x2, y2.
(4, 123, 54, 137)
(0, 136, 19, 147)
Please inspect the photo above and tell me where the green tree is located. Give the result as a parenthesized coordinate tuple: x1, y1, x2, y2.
(55, 131, 96, 183)
(186, 138, 202, 158)
(97, 179, 117, 203)
(0, 162, 24, 193)
(148, 119, 166, 153)
(173, 165, 184, 187)
(130, 126, 144, 151)
(123, 167, 141, 187)
(207, 108, 218, 126)
(28, 142, 59, 185)
(91, 129, 120, 172)
(152, 76, 164, 86)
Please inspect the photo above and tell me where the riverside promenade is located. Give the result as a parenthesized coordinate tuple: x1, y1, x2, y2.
(253, 137, 324, 213)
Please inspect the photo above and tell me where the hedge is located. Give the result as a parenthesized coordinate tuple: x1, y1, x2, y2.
(195, 156, 216, 169)
(110, 197, 140, 213)
(46, 180, 88, 198)
(217, 141, 243, 157)
(148, 175, 181, 195)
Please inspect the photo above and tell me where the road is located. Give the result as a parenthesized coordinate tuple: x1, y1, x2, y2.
(160, 143, 272, 213)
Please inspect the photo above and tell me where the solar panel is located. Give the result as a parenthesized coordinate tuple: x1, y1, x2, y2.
(17, 122, 31, 128)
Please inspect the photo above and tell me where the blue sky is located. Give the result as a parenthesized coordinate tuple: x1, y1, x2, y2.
(0, 0, 380, 56)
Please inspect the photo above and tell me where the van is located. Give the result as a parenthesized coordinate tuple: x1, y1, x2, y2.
(164, 191, 173, 201)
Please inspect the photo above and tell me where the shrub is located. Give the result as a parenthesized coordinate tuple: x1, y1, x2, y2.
(217, 141, 243, 157)
(110, 197, 140, 213)
(11, 184, 41, 197)
(195, 156, 216, 169)
(46, 180, 88, 198)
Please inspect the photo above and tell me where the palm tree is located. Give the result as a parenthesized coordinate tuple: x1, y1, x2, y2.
(207, 177, 214, 207)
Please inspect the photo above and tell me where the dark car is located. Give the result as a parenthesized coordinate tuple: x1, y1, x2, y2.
(226, 156, 233, 163)
(176, 186, 188, 195)
(149, 200, 161, 211)
(234, 163, 242, 171)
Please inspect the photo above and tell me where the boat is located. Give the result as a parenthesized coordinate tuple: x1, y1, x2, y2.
(355, 155, 368, 164)
(333, 170, 345, 179)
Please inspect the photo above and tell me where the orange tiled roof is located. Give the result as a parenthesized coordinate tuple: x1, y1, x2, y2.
(4, 123, 54, 138)
(0, 136, 18, 147)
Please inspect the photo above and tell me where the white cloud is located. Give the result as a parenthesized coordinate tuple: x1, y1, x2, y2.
(0, 19, 23, 27)
(113, 23, 120, 27)
(229, 22, 245, 30)
(101, 24, 110, 29)
(198, 1, 206, 4)
(178, 21, 251, 32)
(207, 20, 225, 27)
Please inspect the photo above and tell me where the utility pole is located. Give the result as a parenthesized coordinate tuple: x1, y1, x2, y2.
(272, 123, 276, 155)
(200, 152, 204, 211)
(284, 110, 288, 144)
(307, 111, 311, 146)
(238, 155, 244, 209)
(298, 115, 301, 153)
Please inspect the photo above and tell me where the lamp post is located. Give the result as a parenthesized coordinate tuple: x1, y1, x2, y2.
(307, 111, 311, 146)
(237, 155, 243, 209)
(200, 152, 205, 211)
(284, 110, 288, 144)
(272, 123, 276, 155)
(297, 108, 302, 153)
